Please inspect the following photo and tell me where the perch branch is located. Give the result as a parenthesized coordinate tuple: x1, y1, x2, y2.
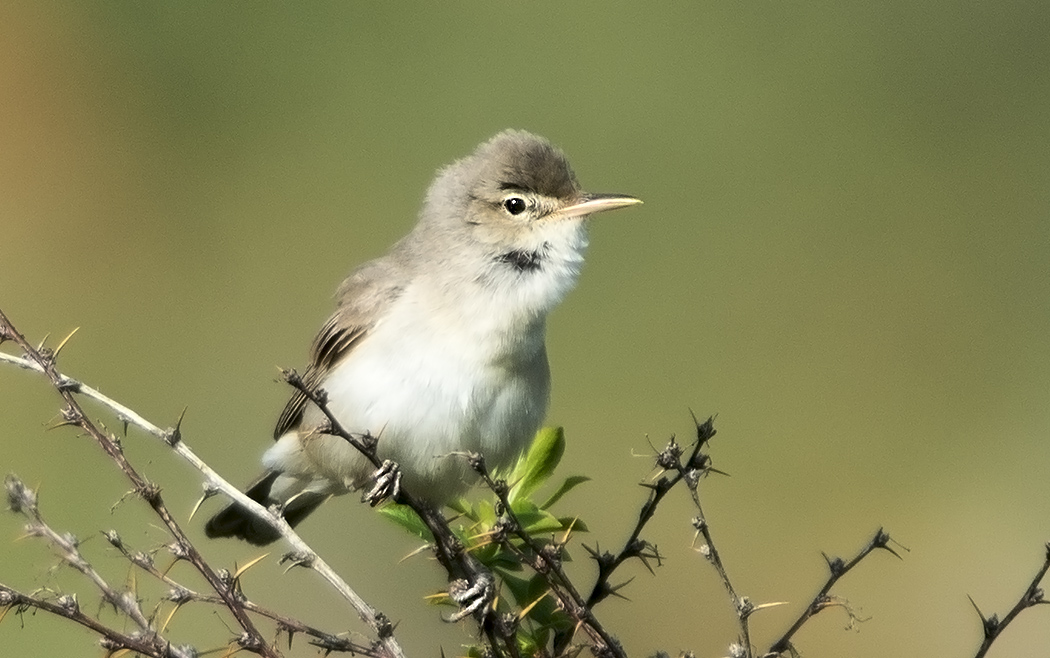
(0, 308, 403, 658)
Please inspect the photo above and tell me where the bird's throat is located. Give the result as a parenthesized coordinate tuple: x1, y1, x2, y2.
(495, 245, 548, 273)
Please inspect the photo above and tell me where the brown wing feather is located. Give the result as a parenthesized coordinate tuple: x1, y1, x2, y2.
(273, 319, 368, 439)
(272, 256, 409, 440)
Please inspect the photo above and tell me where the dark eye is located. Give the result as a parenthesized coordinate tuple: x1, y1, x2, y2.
(503, 196, 527, 215)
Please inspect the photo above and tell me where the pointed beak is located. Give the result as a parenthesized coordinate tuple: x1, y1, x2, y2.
(549, 193, 642, 221)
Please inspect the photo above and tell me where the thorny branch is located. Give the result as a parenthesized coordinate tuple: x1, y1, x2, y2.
(968, 542, 1050, 658)
(5, 475, 374, 657)
(676, 416, 759, 655)
(579, 411, 904, 658)
(0, 309, 276, 657)
(0, 581, 193, 658)
(764, 528, 904, 657)
(585, 415, 718, 611)
(5, 476, 153, 632)
(613, 414, 762, 655)
(0, 308, 403, 658)
(100, 528, 375, 655)
(463, 451, 626, 657)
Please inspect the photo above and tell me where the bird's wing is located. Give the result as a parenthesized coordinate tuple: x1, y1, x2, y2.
(273, 258, 407, 439)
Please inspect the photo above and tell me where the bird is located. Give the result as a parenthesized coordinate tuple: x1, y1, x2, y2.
(205, 129, 641, 544)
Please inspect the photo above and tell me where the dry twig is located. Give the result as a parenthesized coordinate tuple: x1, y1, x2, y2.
(0, 308, 403, 658)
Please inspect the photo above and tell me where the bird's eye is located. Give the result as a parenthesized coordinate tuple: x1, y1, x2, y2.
(503, 196, 527, 215)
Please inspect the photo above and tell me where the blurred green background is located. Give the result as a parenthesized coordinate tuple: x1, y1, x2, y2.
(2, 2, 1048, 656)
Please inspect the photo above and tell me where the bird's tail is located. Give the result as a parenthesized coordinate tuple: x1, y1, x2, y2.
(204, 471, 328, 546)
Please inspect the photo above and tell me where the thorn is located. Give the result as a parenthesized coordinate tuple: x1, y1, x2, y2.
(822, 552, 846, 576)
(517, 590, 550, 620)
(967, 593, 985, 621)
(967, 594, 1000, 637)
(750, 600, 790, 614)
(398, 543, 434, 564)
(636, 543, 663, 575)
(233, 553, 271, 579)
(160, 558, 179, 578)
(161, 601, 184, 633)
(606, 577, 635, 600)
(44, 418, 80, 431)
(188, 492, 211, 522)
(637, 553, 656, 576)
(129, 570, 139, 603)
(644, 433, 661, 455)
(689, 409, 717, 446)
(52, 327, 80, 360)
(558, 516, 579, 546)
(880, 544, 905, 561)
(688, 408, 701, 431)
(424, 591, 452, 603)
(164, 407, 188, 446)
(110, 489, 137, 514)
(884, 532, 910, 559)
(465, 528, 498, 546)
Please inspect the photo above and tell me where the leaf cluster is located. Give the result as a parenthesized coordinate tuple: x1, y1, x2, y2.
(379, 427, 590, 655)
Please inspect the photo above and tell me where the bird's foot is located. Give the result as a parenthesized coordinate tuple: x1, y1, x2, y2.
(445, 571, 495, 622)
(362, 459, 402, 506)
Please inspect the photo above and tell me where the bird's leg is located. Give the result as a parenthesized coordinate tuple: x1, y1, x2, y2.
(362, 459, 402, 506)
(445, 571, 495, 622)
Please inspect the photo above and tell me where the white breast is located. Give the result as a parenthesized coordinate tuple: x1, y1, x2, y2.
(265, 281, 551, 502)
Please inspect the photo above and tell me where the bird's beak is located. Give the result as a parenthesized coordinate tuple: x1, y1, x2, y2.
(549, 193, 642, 221)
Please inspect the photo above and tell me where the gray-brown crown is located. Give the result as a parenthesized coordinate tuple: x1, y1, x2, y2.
(422, 130, 582, 223)
(468, 129, 580, 201)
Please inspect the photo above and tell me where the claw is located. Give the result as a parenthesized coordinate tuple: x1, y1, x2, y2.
(445, 572, 495, 623)
(362, 460, 402, 506)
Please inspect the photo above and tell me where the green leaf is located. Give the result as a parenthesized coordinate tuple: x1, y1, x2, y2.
(540, 475, 591, 510)
(376, 503, 432, 541)
(507, 426, 565, 505)
(517, 507, 567, 535)
(500, 571, 533, 606)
